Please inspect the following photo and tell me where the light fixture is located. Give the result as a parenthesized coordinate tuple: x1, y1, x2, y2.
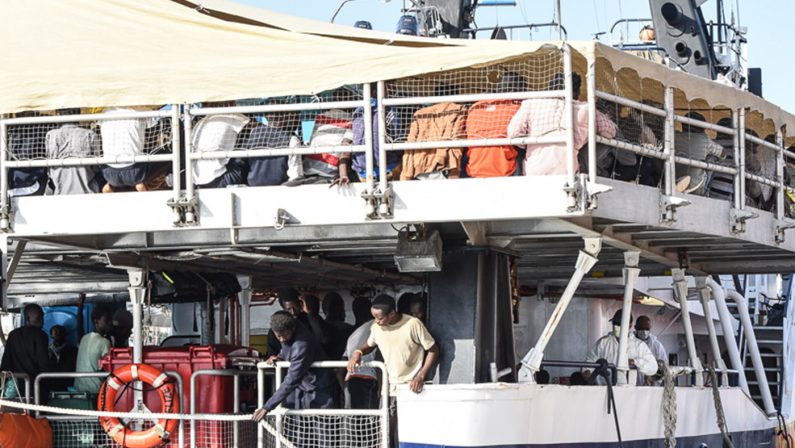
(394, 225, 442, 272)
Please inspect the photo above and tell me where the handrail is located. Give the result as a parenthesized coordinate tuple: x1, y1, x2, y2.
(33, 370, 185, 446)
(189, 369, 257, 448)
(1, 372, 30, 403)
(257, 360, 389, 448)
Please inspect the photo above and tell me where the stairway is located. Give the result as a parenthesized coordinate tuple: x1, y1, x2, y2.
(722, 274, 786, 411)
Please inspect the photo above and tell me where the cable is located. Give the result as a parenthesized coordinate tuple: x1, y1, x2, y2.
(592, 358, 623, 447)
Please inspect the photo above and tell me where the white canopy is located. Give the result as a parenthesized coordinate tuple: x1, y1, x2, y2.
(1, 0, 792, 140)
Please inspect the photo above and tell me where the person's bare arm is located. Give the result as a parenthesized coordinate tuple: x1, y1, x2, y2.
(410, 344, 439, 393)
(346, 345, 376, 373)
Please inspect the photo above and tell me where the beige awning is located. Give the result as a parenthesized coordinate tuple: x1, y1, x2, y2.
(1, 0, 792, 140)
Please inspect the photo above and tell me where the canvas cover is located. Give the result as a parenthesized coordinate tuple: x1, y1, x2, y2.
(1, 0, 792, 139)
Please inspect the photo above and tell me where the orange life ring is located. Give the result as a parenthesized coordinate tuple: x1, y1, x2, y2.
(98, 364, 180, 448)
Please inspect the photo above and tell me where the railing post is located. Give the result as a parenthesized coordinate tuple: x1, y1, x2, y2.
(562, 43, 576, 204)
(0, 120, 10, 231)
(237, 275, 252, 347)
(739, 109, 747, 208)
(777, 129, 785, 221)
(257, 366, 265, 448)
(362, 83, 380, 216)
(183, 107, 196, 224)
(376, 81, 390, 217)
(233, 374, 240, 448)
(586, 55, 597, 184)
(275, 365, 284, 448)
(663, 86, 675, 198)
(170, 105, 182, 225)
(379, 363, 390, 448)
(732, 109, 742, 210)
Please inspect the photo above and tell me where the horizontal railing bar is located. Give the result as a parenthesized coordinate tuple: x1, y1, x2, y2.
(191, 145, 365, 160)
(673, 114, 737, 136)
(784, 149, 795, 160)
(191, 100, 368, 116)
(595, 91, 667, 118)
(3, 110, 171, 125)
(673, 156, 738, 175)
(282, 409, 382, 416)
(381, 90, 564, 107)
(745, 172, 781, 188)
(384, 136, 565, 151)
(745, 133, 781, 153)
(5, 153, 174, 168)
(595, 136, 667, 160)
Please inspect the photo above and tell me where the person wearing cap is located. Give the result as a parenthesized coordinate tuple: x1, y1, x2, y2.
(584, 309, 657, 386)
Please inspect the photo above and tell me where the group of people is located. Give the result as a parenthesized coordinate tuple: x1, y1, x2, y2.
(583, 309, 668, 386)
(0, 299, 133, 399)
(251, 288, 437, 442)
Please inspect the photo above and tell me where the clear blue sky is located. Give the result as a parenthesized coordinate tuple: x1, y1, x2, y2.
(239, 0, 795, 114)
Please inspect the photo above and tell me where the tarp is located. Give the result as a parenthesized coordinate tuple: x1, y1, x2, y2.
(0, 0, 547, 113)
(1, 0, 792, 139)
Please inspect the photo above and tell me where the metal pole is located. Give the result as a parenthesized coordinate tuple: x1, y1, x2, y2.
(726, 289, 777, 415)
(556, 0, 563, 40)
(363, 83, 375, 195)
(518, 237, 601, 380)
(663, 87, 675, 197)
(170, 105, 182, 225)
(732, 110, 742, 210)
(275, 365, 284, 448)
(376, 81, 389, 216)
(379, 362, 389, 448)
(671, 269, 704, 386)
(706, 277, 749, 393)
(695, 277, 729, 386)
(234, 374, 240, 448)
(330, 0, 357, 23)
(563, 44, 576, 191)
(127, 268, 146, 412)
(739, 109, 747, 209)
(616, 252, 640, 385)
(0, 120, 10, 231)
(586, 58, 597, 183)
(237, 275, 252, 347)
(183, 107, 196, 224)
(257, 366, 265, 448)
(777, 129, 785, 220)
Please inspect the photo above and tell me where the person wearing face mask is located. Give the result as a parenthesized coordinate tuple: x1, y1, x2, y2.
(634, 315, 668, 385)
(584, 309, 658, 385)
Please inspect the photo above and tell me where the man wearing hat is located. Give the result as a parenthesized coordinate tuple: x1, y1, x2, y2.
(584, 309, 658, 385)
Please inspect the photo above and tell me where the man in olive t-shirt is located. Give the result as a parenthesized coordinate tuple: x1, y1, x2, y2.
(347, 294, 438, 393)
(74, 306, 113, 393)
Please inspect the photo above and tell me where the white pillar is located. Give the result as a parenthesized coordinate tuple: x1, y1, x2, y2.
(671, 269, 704, 386)
(616, 252, 640, 385)
(127, 268, 146, 412)
(706, 277, 749, 393)
(695, 277, 729, 386)
(519, 237, 601, 382)
(237, 275, 252, 347)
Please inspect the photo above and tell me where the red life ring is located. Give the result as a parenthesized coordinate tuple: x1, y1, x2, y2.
(98, 364, 180, 448)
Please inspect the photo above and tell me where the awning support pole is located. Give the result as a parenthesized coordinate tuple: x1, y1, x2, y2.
(671, 269, 704, 386)
(518, 237, 601, 382)
(695, 277, 729, 386)
(127, 267, 146, 411)
(616, 251, 641, 385)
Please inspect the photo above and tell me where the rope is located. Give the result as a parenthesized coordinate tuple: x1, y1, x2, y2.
(662, 365, 677, 448)
(707, 366, 734, 448)
(777, 412, 793, 448)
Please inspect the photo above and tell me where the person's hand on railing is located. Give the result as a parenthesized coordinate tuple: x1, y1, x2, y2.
(347, 350, 363, 373)
(409, 373, 426, 394)
(251, 407, 268, 422)
(264, 355, 280, 366)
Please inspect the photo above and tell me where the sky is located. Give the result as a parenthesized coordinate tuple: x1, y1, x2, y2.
(239, 0, 795, 114)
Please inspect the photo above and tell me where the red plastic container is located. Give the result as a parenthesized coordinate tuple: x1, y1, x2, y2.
(99, 345, 259, 414)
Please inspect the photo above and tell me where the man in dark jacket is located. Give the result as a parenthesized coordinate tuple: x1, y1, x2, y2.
(266, 288, 329, 358)
(1, 304, 52, 397)
(253, 312, 335, 419)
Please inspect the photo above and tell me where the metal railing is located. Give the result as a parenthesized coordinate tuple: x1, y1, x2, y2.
(33, 371, 185, 447)
(257, 360, 389, 448)
(0, 371, 31, 403)
(189, 369, 258, 448)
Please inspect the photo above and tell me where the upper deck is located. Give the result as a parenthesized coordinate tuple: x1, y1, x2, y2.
(2, 36, 795, 293)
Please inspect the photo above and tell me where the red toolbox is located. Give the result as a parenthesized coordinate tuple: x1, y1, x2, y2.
(99, 345, 259, 414)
